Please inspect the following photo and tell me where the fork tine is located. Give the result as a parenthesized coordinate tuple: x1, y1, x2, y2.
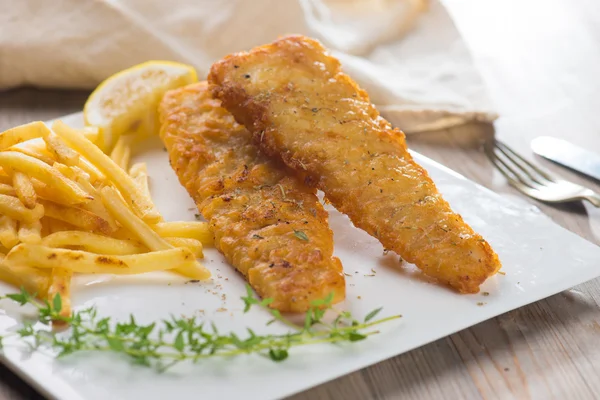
(485, 140, 594, 205)
(486, 144, 543, 189)
(495, 141, 557, 183)
(486, 150, 537, 194)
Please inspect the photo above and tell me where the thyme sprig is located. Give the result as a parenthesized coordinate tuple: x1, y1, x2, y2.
(0, 286, 400, 371)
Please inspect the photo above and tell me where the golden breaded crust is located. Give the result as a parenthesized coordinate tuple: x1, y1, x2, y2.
(159, 82, 345, 311)
(209, 35, 501, 293)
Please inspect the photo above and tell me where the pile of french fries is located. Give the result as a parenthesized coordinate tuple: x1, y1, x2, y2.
(0, 120, 212, 316)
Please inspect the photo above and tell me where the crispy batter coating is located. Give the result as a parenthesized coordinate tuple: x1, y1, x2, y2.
(209, 36, 501, 293)
(159, 82, 345, 311)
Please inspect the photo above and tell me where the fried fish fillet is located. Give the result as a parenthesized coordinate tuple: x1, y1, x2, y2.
(158, 82, 345, 311)
(209, 35, 501, 294)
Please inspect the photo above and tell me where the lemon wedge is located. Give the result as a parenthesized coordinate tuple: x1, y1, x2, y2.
(83, 61, 198, 152)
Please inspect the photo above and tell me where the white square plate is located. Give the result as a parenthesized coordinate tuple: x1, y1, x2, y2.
(1, 113, 599, 400)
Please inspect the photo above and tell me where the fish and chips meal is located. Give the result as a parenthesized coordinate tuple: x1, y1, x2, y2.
(0, 35, 501, 317)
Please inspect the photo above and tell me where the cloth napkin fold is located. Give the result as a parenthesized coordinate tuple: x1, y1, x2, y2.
(0, 0, 497, 133)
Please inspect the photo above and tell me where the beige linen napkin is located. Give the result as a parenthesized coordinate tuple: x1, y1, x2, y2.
(0, 0, 497, 133)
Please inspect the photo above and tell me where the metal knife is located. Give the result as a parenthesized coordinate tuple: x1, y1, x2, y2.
(531, 136, 600, 181)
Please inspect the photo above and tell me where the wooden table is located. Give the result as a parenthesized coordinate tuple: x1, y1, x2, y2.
(2, 0, 600, 398)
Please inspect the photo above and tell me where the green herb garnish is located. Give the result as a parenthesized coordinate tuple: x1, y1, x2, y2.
(0, 286, 399, 370)
(293, 230, 309, 242)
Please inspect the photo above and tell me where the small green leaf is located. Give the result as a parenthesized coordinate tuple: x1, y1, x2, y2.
(96, 317, 110, 333)
(323, 291, 334, 305)
(174, 331, 185, 352)
(348, 332, 367, 342)
(242, 285, 259, 312)
(230, 333, 244, 348)
(53, 293, 62, 313)
(163, 320, 175, 332)
(260, 298, 274, 307)
(364, 307, 383, 323)
(57, 347, 74, 357)
(139, 323, 156, 337)
(7, 291, 29, 306)
(132, 356, 151, 367)
(107, 337, 124, 351)
(312, 307, 325, 322)
(310, 298, 325, 307)
(17, 324, 34, 337)
(304, 310, 313, 330)
(268, 348, 289, 361)
(293, 230, 309, 242)
(269, 309, 282, 320)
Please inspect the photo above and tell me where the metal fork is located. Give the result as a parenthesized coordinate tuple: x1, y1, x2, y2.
(485, 140, 600, 207)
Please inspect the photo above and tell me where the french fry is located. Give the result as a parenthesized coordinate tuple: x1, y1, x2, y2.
(44, 133, 79, 165)
(59, 166, 118, 232)
(52, 120, 161, 222)
(0, 183, 15, 196)
(100, 186, 170, 250)
(11, 171, 37, 209)
(5, 244, 200, 275)
(164, 237, 203, 258)
(9, 145, 56, 166)
(153, 221, 214, 246)
(42, 217, 77, 234)
(78, 159, 105, 183)
(42, 231, 146, 255)
(18, 220, 42, 244)
(109, 227, 132, 240)
(0, 151, 91, 205)
(128, 162, 146, 178)
(0, 195, 44, 223)
(110, 136, 131, 170)
(129, 162, 150, 194)
(0, 121, 51, 150)
(129, 163, 162, 223)
(0, 265, 20, 289)
(40, 220, 51, 237)
(81, 126, 99, 144)
(0, 263, 23, 290)
(0, 263, 50, 297)
(45, 134, 105, 183)
(0, 216, 19, 249)
(134, 174, 150, 200)
(52, 162, 80, 180)
(30, 179, 74, 205)
(100, 186, 210, 279)
(39, 199, 113, 235)
(47, 268, 72, 319)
